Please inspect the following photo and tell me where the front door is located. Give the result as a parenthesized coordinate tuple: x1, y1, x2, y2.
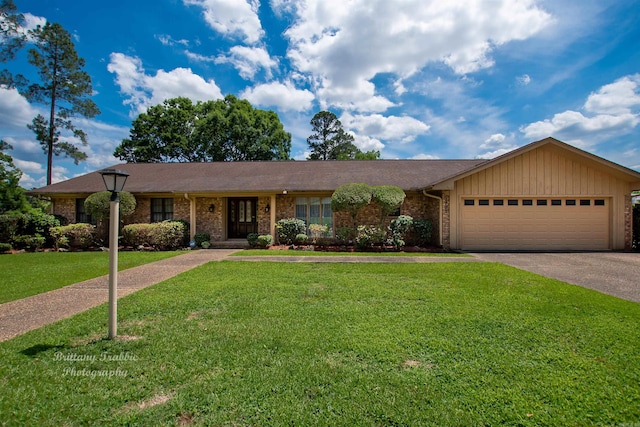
(228, 198, 258, 238)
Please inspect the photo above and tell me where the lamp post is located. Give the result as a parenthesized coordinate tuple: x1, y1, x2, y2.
(99, 168, 129, 339)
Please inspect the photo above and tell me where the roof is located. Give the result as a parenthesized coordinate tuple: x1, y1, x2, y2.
(30, 159, 487, 196)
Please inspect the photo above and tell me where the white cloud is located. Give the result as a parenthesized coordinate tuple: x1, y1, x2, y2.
(284, 0, 552, 111)
(107, 52, 223, 116)
(584, 74, 640, 115)
(184, 0, 264, 44)
(341, 113, 430, 144)
(412, 153, 440, 160)
(215, 45, 278, 80)
(476, 147, 517, 159)
(521, 74, 640, 143)
(351, 134, 384, 152)
(0, 87, 39, 128)
(240, 81, 314, 111)
(156, 34, 190, 47)
(517, 74, 531, 85)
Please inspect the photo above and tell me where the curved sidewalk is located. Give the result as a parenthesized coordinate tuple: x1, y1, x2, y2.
(0, 249, 238, 342)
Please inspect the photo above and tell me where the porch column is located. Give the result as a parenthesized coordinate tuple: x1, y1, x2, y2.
(270, 194, 277, 239)
(184, 193, 197, 241)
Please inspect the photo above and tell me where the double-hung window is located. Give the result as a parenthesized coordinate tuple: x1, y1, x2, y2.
(151, 198, 173, 222)
(76, 198, 95, 224)
(295, 197, 333, 234)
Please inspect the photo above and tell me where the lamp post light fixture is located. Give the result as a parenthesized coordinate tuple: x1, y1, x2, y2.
(99, 168, 129, 339)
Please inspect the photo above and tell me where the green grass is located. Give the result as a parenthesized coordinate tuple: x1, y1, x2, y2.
(0, 251, 183, 304)
(1, 261, 639, 426)
(233, 249, 469, 257)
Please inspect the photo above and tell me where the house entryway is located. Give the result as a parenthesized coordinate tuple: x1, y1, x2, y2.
(228, 198, 258, 239)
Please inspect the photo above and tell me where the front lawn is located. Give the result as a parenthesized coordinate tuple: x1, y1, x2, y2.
(1, 262, 639, 426)
(0, 251, 184, 304)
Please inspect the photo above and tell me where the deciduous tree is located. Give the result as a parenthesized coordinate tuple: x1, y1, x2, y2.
(114, 95, 291, 163)
(23, 22, 100, 185)
(0, 140, 27, 213)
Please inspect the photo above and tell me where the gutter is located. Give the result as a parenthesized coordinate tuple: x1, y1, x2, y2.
(422, 188, 443, 247)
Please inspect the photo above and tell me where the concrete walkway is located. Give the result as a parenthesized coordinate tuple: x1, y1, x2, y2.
(0, 249, 238, 342)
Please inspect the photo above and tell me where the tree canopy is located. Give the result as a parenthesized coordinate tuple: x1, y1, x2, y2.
(306, 111, 380, 160)
(0, 0, 26, 87)
(114, 95, 292, 163)
(22, 22, 100, 185)
(0, 140, 28, 213)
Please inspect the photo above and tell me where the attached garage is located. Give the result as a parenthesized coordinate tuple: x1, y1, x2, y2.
(429, 138, 640, 251)
(459, 197, 610, 250)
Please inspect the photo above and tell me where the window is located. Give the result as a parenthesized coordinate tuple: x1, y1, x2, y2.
(508, 199, 518, 206)
(537, 199, 548, 206)
(296, 197, 333, 233)
(464, 199, 475, 206)
(523, 199, 533, 206)
(76, 198, 95, 224)
(580, 199, 591, 206)
(493, 199, 504, 206)
(551, 199, 562, 206)
(566, 199, 576, 206)
(479, 199, 489, 206)
(151, 198, 173, 222)
(595, 199, 605, 206)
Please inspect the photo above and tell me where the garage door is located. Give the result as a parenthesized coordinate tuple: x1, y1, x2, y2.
(460, 198, 610, 250)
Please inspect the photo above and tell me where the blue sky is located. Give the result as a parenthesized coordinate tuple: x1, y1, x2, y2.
(1, 0, 639, 188)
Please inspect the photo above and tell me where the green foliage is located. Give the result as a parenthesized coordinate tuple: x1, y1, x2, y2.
(114, 95, 291, 163)
(388, 215, 413, 249)
(0, 140, 28, 213)
(355, 225, 386, 249)
(309, 223, 329, 243)
(122, 221, 187, 250)
(306, 111, 360, 160)
(410, 219, 434, 247)
(372, 185, 406, 224)
(12, 234, 46, 250)
(121, 224, 153, 247)
(23, 22, 100, 185)
(335, 227, 353, 243)
(331, 182, 372, 230)
(294, 233, 308, 245)
(0, 242, 11, 252)
(257, 234, 273, 248)
(193, 232, 211, 247)
(169, 219, 190, 246)
(246, 232, 259, 248)
(0, 210, 60, 248)
(0, 0, 27, 87)
(276, 218, 307, 245)
(83, 191, 136, 221)
(50, 223, 96, 249)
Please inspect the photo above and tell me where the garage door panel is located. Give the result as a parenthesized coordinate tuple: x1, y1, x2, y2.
(460, 198, 609, 250)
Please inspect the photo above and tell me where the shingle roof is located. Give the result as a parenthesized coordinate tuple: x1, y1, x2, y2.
(31, 159, 487, 195)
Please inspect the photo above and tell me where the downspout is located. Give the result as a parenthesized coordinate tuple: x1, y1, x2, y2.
(184, 193, 197, 241)
(422, 189, 443, 247)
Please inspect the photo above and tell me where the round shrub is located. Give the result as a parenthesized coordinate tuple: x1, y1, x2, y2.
(247, 232, 259, 248)
(84, 191, 136, 220)
(388, 215, 413, 249)
(276, 218, 306, 245)
(372, 185, 405, 223)
(257, 234, 273, 248)
(50, 223, 96, 249)
(295, 233, 308, 245)
(194, 232, 211, 247)
(355, 225, 386, 250)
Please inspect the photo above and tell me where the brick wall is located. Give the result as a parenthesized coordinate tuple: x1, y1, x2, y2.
(53, 198, 76, 223)
(195, 197, 224, 241)
(625, 193, 632, 251)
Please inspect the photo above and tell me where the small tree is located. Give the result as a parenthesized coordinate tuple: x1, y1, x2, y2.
(331, 183, 372, 235)
(84, 191, 136, 243)
(372, 185, 405, 226)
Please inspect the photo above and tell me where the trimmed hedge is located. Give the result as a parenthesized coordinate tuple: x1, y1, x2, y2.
(276, 218, 306, 245)
(122, 221, 188, 250)
(50, 223, 96, 250)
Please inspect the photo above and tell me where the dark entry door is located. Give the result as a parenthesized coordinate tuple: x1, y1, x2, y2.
(228, 198, 258, 238)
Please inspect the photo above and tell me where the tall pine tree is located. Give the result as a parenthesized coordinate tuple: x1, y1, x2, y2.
(23, 22, 100, 185)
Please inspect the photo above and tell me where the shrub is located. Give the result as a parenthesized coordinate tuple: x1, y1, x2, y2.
(411, 219, 434, 247)
(335, 227, 352, 243)
(355, 225, 386, 250)
(247, 233, 259, 248)
(257, 234, 273, 248)
(372, 185, 406, 224)
(148, 221, 187, 250)
(84, 191, 136, 221)
(122, 224, 153, 247)
(0, 212, 22, 243)
(295, 234, 308, 245)
(388, 215, 413, 249)
(309, 224, 328, 243)
(0, 242, 12, 253)
(12, 234, 46, 251)
(0, 211, 59, 248)
(331, 183, 372, 230)
(169, 219, 190, 246)
(50, 223, 96, 249)
(194, 232, 211, 247)
(276, 218, 306, 245)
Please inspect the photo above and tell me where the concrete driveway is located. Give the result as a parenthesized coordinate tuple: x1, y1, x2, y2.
(471, 252, 640, 303)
